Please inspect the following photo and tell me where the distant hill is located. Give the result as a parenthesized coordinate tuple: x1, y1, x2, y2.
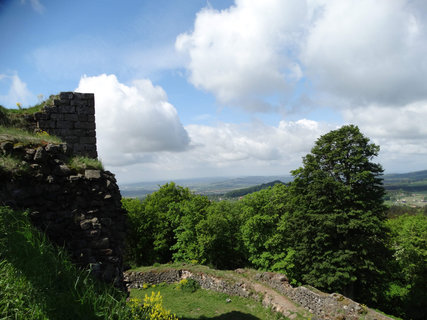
(224, 180, 285, 198)
(120, 170, 427, 199)
(120, 175, 292, 198)
(383, 170, 427, 192)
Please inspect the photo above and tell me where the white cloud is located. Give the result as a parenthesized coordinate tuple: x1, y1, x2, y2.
(0, 73, 35, 107)
(75, 74, 190, 166)
(176, 0, 308, 111)
(303, 0, 427, 107)
(342, 102, 427, 172)
(108, 118, 334, 183)
(178, 0, 427, 111)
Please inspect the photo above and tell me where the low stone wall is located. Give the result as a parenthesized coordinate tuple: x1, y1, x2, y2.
(0, 137, 126, 289)
(124, 269, 256, 299)
(254, 272, 391, 320)
(125, 269, 392, 320)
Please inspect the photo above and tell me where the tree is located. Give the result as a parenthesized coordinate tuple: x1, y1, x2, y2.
(240, 184, 290, 272)
(385, 214, 427, 319)
(285, 125, 390, 302)
(195, 201, 246, 269)
(123, 183, 192, 265)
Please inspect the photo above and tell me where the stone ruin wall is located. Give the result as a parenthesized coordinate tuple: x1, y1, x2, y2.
(31, 92, 97, 158)
(1, 92, 127, 290)
(124, 269, 393, 320)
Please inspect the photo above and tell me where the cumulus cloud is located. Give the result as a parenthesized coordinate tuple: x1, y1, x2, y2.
(177, 0, 427, 111)
(303, 0, 427, 107)
(75, 74, 190, 166)
(342, 102, 427, 172)
(187, 119, 329, 166)
(176, 0, 308, 111)
(0, 73, 35, 107)
(110, 118, 335, 183)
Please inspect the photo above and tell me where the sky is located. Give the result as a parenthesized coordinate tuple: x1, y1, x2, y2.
(1, 0, 427, 184)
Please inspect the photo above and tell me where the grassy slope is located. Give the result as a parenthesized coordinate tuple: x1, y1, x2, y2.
(0, 206, 134, 320)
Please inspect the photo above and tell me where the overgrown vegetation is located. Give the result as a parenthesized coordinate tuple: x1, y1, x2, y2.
(0, 206, 175, 320)
(123, 125, 426, 320)
(0, 126, 62, 145)
(69, 155, 104, 171)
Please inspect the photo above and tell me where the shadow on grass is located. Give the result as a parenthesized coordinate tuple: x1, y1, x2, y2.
(180, 311, 260, 320)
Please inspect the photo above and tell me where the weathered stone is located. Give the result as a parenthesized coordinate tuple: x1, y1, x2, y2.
(56, 120, 74, 129)
(91, 238, 110, 249)
(79, 136, 96, 144)
(0, 92, 124, 290)
(85, 169, 101, 180)
(80, 219, 92, 230)
(64, 113, 78, 121)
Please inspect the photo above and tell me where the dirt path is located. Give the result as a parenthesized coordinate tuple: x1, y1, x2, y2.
(250, 281, 306, 319)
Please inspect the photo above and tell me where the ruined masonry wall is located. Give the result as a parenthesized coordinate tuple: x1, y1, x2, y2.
(34, 92, 97, 158)
(0, 140, 126, 290)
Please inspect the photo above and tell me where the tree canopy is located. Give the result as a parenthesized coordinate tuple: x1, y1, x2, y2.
(284, 125, 390, 302)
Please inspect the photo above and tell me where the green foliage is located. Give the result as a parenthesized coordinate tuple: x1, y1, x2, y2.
(175, 278, 200, 293)
(384, 214, 427, 319)
(123, 182, 193, 265)
(240, 184, 290, 272)
(0, 206, 148, 320)
(0, 155, 30, 175)
(69, 156, 104, 171)
(283, 125, 390, 303)
(194, 200, 246, 269)
(0, 105, 11, 126)
(171, 194, 211, 263)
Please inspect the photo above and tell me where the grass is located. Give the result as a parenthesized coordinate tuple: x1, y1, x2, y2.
(5, 94, 58, 115)
(69, 155, 104, 171)
(0, 95, 58, 130)
(0, 206, 144, 320)
(0, 155, 30, 175)
(130, 283, 293, 320)
(0, 126, 63, 145)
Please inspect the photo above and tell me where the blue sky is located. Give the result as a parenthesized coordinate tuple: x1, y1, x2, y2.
(1, 0, 427, 184)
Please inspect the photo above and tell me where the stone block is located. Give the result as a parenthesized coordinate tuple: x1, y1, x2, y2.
(64, 136, 79, 143)
(76, 105, 95, 115)
(78, 114, 87, 121)
(38, 120, 56, 129)
(56, 120, 74, 129)
(85, 169, 101, 180)
(80, 136, 96, 144)
(74, 121, 95, 130)
(64, 113, 78, 121)
(59, 105, 75, 113)
(87, 115, 95, 122)
(70, 99, 86, 106)
(60, 92, 74, 100)
(86, 130, 96, 137)
(50, 113, 64, 120)
(34, 112, 47, 120)
(82, 93, 94, 100)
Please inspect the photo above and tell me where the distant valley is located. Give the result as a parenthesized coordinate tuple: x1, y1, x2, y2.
(120, 170, 427, 204)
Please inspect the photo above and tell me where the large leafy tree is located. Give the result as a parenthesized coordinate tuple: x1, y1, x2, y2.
(285, 125, 390, 302)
